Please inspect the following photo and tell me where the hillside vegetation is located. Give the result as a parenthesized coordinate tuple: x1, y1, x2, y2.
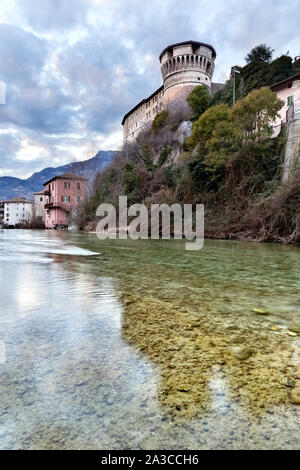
(79, 45, 300, 244)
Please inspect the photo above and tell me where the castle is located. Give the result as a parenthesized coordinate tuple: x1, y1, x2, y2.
(122, 40, 224, 142)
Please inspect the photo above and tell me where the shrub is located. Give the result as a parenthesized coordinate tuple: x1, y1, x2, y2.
(186, 85, 212, 120)
(245, 44, 274, 64)
(152, 110, 169, 133)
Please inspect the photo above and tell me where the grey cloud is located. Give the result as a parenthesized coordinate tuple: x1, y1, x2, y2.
(0, 24, 48, 84)
(0, 0, 299, 178)
(16, 0, 88, 32)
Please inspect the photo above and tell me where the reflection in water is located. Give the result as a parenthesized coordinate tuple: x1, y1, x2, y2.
(15, 264, 45, 318)
(209, 365, 230, 414)
(0, 230, 300, 449)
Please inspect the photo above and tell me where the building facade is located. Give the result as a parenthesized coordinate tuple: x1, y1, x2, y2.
(122, 40, 223, 142)
(0, 201, 4, 226)
(270, 73, 300, 181)
(43, 173, 87, 229)
(33, 190, 46, 223)
(271, 73, 300, 135)
(2, 198, 33, 226)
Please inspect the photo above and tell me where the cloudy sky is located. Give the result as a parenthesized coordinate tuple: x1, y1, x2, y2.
(0, 0, 299, 178)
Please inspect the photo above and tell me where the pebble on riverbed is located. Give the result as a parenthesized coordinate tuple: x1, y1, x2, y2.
(252, 308, 269, 315)
(290, 387, 300, 404)
(232, 347, 253, 361)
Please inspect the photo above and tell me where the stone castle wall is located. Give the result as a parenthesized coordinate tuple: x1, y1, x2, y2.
(122, 87, 165, 142)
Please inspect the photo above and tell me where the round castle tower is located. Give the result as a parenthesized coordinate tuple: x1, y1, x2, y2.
(159, 40, 216, 104)
(122, 40, 218, 142)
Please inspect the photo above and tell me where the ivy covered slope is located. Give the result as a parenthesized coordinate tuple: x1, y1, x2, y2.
(79, 45, 300, 244)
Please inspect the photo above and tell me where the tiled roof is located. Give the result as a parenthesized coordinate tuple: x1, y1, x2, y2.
(34, 190, 46, 195)
(43, 173, 88, 186)
(159, 40, 217, 61)
(3, 197, 33, 204)
(270, 73, 300, 90)
(121, 85, 164, 125)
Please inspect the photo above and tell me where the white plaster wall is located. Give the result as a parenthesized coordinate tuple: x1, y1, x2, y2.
(4, 202, 33, 226)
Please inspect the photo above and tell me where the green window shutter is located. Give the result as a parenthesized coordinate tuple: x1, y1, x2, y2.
(287, 95, 294, 106)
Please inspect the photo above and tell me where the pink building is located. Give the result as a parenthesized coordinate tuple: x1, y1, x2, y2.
(43, 173, 88, 229)
(271, 73, 300, 136)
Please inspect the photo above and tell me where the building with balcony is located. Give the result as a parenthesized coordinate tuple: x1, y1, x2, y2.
(270, 73, 300, 181)
(43, 173, 88, 229)
(271, 72, 300, 136)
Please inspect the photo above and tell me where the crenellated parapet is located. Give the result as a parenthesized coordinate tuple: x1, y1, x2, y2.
(161, 54, 213, 78)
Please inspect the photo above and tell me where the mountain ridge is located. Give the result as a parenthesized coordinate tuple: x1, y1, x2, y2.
(0, 150, 116, 200)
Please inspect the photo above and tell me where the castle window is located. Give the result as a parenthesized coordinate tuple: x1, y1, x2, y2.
(287, 95, 294, 106)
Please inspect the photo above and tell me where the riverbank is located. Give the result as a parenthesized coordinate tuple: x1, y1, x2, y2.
(203, 175, 300, 244)
(82, 175, 300, 245)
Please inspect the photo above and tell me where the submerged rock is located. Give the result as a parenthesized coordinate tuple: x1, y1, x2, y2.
(290, 387, 300, 404)
(252, 308, 269, 315)
(281, 378, 295, 388)
(288, 325, 300, 334)
(232, 347, 253, 361)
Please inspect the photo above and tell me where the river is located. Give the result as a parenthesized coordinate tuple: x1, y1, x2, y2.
(0, 229, 300, 449)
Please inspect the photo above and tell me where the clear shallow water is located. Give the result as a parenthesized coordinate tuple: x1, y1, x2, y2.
(0, 229, 300, 449)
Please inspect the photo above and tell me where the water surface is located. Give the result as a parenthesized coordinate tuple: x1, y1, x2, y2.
(0, 229, 300, 449)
